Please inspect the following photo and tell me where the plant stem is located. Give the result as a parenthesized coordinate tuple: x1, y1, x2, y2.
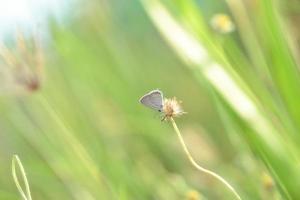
(170, 117, 242, 200)
(12, 155, 32, 200)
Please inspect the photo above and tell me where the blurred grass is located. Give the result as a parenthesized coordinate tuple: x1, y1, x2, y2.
(1, 0, 300, 199)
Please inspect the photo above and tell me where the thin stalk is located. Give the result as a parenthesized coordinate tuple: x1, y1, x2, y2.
(12, 155, 32, 200)
(170, 117, 241, 200)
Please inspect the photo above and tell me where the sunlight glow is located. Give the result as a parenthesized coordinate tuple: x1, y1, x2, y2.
(0, 0, 69, 38)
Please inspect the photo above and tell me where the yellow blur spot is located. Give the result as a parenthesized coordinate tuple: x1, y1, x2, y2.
(261, 172, 275, 191)
(185, 190, 201, 200)
(210, 14, 235, 34)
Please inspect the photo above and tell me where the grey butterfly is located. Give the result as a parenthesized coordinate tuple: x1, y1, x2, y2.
(139, 89, 163, 112)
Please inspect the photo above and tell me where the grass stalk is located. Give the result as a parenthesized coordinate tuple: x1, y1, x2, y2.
(170, 117, 241, 200)
(12, 155, 32, 200)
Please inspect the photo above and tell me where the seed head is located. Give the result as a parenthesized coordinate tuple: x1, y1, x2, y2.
(162, 97, 185, 120)
(0, 30, 44, 94)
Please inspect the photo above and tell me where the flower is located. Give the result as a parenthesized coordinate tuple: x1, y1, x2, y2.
(210, 14, 235, 34)
(162, 97, 185, 120)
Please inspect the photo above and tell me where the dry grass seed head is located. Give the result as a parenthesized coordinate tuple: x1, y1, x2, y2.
(163, 97, 185, 119)
(0, 30, 44, 93)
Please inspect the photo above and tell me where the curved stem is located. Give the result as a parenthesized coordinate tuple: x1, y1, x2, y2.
(170, 118, 241, 200)
(12, 155, 32, 200)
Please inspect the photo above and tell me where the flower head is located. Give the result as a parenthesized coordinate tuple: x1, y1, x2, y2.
(162, 97, 185, 120)
(210, 14, 235, 34)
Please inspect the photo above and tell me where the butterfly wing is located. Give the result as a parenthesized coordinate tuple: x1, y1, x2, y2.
(139, 90, 163, 111)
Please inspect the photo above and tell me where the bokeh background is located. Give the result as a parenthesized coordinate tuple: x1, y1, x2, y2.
(1, 0, 300, 199)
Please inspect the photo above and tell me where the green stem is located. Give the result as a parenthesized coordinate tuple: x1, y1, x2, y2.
(12, 155, 32, 200)
(170, 118, 242, 200)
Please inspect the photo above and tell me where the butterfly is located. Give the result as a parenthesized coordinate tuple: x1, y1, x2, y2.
(139, 89, 163, 112)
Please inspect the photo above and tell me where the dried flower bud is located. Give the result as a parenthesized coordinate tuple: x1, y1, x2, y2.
(162, 97, 185, 120)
